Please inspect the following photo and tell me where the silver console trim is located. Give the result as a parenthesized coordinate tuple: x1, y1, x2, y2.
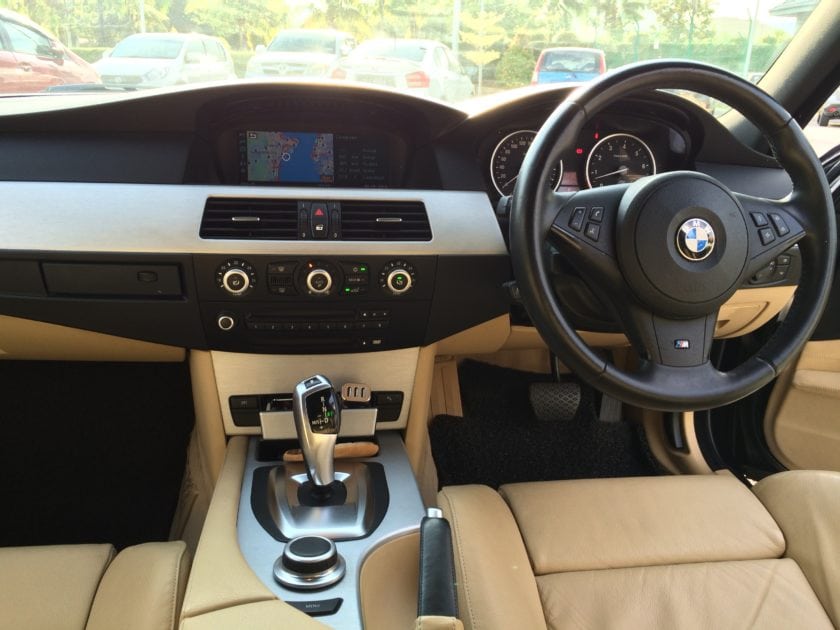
(237, 432, 425, 629)
(260, 408, 377, 440)
(0, 183, 507, 256)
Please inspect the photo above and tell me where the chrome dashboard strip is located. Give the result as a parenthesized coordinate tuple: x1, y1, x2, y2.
(0, 182, 507, 256)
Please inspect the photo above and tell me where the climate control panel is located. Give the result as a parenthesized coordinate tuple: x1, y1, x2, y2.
(195, 255, 436, 354)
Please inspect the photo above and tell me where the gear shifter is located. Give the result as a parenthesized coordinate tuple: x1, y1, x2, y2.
(293, 375, 341, 487)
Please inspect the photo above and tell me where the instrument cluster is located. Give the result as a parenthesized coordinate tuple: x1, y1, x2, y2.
(487, 114, 689, 198)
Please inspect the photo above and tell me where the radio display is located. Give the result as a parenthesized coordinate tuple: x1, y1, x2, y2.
(239, 130, 389, 187)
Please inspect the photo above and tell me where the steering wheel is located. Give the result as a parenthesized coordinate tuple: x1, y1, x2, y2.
(510, 60, 836, 411)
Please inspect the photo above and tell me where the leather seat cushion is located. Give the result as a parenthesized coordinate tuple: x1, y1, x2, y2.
(441, 470, 840, 630)
(0, 543, 115, 630)
(499, 471, 785, 574)
(537, 558, 833, 630)
(0, 541, 189, 630)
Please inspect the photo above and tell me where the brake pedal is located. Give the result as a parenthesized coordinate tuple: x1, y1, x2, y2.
(529, 381, 581, 422)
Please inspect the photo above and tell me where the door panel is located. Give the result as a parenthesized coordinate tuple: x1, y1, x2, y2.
(765, 340, 840, 471)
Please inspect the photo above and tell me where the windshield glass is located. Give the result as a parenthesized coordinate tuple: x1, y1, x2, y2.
(0, 0, 824, 103)
(109, 37, 184, 60)
(268, 32, 337, 54)
(350, 40, 427, 62)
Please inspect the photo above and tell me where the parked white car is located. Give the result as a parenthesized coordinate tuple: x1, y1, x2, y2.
(336, 39, 474, 102)
(245, 29, 355, 78)
(94, 33, 236, 89)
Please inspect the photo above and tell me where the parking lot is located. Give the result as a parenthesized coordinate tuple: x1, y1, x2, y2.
(804, 118, 838, 156)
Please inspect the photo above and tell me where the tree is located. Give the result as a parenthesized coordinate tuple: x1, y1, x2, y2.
(186, 0, 283, 49)
(460, 8, 506, 94)
(651, 0, 713, 54)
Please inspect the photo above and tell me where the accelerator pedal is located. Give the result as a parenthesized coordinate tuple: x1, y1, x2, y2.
(598, 392, 623, 423)
(529, 381, 581, 422)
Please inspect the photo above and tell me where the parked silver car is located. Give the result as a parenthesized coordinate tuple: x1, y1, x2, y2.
(94, 33, 236, 89)
(245, 29, 355, 78)
(336, 38, 474, 102)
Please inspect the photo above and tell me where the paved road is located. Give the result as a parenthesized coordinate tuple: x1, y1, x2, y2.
(803, 119, 839, 157)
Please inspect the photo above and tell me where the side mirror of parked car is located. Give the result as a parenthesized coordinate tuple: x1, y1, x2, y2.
(255, 44, 266, 54)
(36, 43, 64, 63)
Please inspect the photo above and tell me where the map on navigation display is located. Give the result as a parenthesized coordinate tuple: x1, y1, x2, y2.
(245, 131, 335, 184)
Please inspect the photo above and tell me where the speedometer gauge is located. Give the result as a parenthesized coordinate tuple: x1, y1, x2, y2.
(585, 133, 656, 188)
(490, 130, 563, 196)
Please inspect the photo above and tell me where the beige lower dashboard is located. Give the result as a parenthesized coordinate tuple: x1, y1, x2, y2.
(0, 286, 792, 364)
(500, 285, 796, 351)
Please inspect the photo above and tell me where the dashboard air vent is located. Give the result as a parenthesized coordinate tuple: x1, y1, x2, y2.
(200, 198, 298, 239)
(339, 201, 432, 241)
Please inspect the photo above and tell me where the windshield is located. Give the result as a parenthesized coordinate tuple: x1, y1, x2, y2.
(268, 32, 338, 54)
(109, 37, 184, 60)
(0, 1, 824, 103)
(350, 40, 427, 62)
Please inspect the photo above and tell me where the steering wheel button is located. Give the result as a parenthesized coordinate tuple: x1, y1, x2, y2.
(584, 223, 601, 241)
(772, 265, 790, 281)
(750, 212, 769, 227)
(776, 254, 792, 266)
(589, 206, 604, 222)
(758, 227, 776, 245)
(769, 213, 790, 236)
(569, 208, 585, 231)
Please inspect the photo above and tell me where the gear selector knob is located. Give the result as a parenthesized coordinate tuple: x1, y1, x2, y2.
(293, 375, 341, 487)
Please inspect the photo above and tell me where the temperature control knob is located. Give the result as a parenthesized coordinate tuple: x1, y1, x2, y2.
(306, 269, 333, 295)
(216, 260, 256, 296)
(380, 261, 416, 296)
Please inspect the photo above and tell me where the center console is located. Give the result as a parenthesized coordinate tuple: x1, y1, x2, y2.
(238, 432, 424, 625)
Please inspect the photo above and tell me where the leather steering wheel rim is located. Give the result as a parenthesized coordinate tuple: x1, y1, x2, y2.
(510, 60, 836, 411)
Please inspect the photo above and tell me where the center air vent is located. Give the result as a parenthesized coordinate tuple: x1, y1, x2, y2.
(200, 198, 298, 240)
(200, 198, 432, 241)
(340, 201, 431, 241)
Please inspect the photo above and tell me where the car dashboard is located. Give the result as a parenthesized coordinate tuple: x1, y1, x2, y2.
(0, 81, 799, 365)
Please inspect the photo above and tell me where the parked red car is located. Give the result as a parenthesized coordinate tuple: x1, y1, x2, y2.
(817, 89, 840, 126)
(0, 9, 99, 93)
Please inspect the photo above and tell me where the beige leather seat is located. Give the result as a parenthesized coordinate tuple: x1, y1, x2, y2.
(439, 470, 840, 629)
(0, 541, 190, 630)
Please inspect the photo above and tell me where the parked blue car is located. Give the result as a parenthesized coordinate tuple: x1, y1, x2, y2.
(531, 47, 606, 84)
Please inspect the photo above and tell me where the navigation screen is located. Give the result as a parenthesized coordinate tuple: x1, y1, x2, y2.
(240, 131, 389, 187)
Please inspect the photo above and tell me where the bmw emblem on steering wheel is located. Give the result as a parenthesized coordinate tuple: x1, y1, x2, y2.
(676, 218, 716, 261)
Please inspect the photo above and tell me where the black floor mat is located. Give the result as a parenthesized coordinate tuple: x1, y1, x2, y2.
(0, 361, 194, 550)
(430, 360, 659, 488)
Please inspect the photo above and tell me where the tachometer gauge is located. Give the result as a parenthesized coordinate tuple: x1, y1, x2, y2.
(585, 133, 656, 188)
(490, 130, 563, 196)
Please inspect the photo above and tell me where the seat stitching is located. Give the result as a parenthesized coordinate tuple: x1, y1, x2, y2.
(169, 544, 187, 630)
(440, 491, 476, 630)
(745, 561, 778, 629)
(83, 545, 117, 629)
